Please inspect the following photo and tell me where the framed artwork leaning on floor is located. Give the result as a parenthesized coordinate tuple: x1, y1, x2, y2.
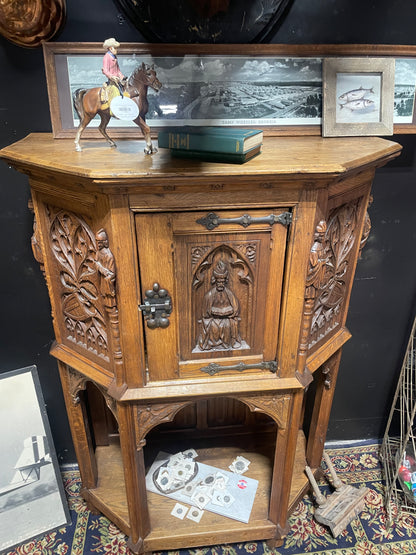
(0, 365, 70, 552)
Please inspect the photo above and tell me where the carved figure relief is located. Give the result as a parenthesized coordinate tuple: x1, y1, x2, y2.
(197, 260, 242, 351)
(191, 244, 254, 353)
(298, 220, 327, 361)
(307, 199, 361, 349)
(47, 208, 122, 366)
(94, 229, 123, 368)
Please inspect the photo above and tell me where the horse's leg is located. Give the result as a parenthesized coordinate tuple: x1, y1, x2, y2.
(74, 114, 93, 152)
(98, 111, 117, 148)
(134, 114, 156, 155)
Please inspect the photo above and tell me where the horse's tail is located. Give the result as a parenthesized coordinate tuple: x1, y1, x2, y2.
(73, 88, 87, 121)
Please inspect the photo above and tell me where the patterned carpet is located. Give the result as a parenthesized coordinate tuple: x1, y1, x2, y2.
(5, 442, 416, 555)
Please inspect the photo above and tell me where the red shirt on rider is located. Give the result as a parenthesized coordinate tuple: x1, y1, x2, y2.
(102, 38, 125, 91)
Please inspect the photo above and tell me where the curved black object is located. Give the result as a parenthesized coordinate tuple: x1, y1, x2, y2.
(113, 0, 293, 43)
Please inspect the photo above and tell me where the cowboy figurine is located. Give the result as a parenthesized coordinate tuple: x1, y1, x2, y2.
(102, 38, 126, 96)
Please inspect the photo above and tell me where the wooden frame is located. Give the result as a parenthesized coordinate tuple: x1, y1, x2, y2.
(0, 365, 70, 552)
(322, 57, 395, 137)
(43, 43, 416, 138)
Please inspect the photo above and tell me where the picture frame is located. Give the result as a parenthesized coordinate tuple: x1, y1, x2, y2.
(322, 57, 395, 137)
(0, 365, 71, 552)
(42, 43, 416, 139)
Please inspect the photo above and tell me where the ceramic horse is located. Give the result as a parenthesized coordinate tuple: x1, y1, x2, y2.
(73, 62, 162, 154)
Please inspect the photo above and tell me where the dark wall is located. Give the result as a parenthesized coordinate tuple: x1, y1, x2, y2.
(1, 0, 416, 464)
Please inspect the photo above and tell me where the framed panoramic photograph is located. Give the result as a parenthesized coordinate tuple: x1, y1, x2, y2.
(0, 366, 70, 552)
(42, 43, 416, 139)
(322, 57, 395, 137)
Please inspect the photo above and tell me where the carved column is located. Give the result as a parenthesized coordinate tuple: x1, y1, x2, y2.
(57, 362, 98, 489)
(232, 391, 302, 540)
(306, 349, 343, 468)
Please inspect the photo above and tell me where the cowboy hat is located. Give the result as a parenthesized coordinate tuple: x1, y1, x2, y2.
(103, 38, 120, 49)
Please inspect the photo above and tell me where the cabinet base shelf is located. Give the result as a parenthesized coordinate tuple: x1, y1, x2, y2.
(82, 431, 309, 551)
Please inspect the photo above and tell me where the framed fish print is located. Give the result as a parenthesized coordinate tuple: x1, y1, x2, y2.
(322, 57, 395, 137)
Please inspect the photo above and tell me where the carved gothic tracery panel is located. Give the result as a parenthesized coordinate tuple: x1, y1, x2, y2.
(46, 207, 122, 366)
(307, 199, 362, 349)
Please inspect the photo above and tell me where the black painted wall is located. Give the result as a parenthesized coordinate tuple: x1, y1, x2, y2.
(1, 0, 416, 464)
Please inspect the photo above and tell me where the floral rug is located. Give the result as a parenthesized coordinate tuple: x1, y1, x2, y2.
(5, 443, 416, 555)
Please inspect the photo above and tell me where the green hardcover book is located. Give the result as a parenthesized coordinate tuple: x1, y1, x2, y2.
(158, 126, 263, 154)
(169, 144, 262, 164)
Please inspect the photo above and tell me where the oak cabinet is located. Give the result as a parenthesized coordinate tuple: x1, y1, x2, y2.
(135, 207, 288, 381)
(0, 134, 401, 553)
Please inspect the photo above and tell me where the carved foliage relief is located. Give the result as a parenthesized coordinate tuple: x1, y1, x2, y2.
(307, 199, 362, 349)
(191, 243, 256, 353)
(46, 207, 121, 365)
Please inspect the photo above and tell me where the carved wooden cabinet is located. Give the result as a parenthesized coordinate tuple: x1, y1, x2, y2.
(0, 134, 401, 553)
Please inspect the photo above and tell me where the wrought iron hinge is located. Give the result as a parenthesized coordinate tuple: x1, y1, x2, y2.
(196, 211, 292, 231)
(199, 360, 278, 376)
(138, 283, 172, 329)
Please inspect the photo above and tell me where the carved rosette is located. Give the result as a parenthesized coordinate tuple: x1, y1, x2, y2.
(135, 402, 193, 448)
(46, 207, 122, 367)
(307, 200, 361, 349)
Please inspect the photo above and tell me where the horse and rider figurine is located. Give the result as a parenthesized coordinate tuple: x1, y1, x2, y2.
(73, 38, 162, 155)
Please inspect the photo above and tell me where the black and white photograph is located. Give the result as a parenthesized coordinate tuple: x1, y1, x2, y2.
(394, 58, 416, 124)
(55, 52, 323, 133)
(0, 366, 70, 552)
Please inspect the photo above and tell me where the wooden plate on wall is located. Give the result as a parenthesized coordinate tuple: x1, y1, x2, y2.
(0, 0, 66, 48)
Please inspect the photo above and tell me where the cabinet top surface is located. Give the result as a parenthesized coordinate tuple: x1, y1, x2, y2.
(0, 133, 401, 183)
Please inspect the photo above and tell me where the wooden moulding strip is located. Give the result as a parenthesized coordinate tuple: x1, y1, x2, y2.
(116, 376, 303, 402)
(143, 523, 277, 552)
(50, 342, 114, 388)
(306, 327, 352, 373)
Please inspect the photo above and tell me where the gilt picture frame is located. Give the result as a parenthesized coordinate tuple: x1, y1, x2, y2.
(42, 43, 416, 139)
(322, 57, 395, 137)
(0, 365, 70, 552)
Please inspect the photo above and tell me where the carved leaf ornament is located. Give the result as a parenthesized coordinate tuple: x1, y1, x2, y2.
(49, 209, 109, 359)
(309, 200, 360, 348)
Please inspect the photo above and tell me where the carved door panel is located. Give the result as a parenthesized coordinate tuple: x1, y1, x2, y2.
(135, 209, 289, 382)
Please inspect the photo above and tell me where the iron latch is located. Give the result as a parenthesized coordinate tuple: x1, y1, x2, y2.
(138, 283, 172, 329)
(199, 360, 278, 376)
(196, 211, 292, 230)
